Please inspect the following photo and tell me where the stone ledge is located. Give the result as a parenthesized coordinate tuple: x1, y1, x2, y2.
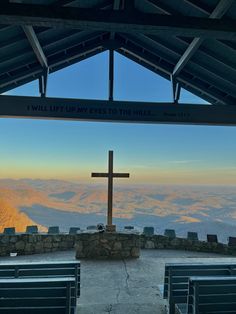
(0, 233, 236, 257)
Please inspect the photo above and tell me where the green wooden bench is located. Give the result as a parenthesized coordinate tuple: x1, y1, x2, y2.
(0, 277, 76, 314)
(176, 276, 236, 314)
(0, 261, 80, 297)
(163, 263, 236, 314)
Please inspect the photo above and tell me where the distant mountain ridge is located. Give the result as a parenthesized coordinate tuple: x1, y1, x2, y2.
(0, 178, 236, 241)
(0, 198, 45, 233)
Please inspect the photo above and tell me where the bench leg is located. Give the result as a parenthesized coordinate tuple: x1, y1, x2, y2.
(66, 282, 72, 314)
(169, 301, 175, 314)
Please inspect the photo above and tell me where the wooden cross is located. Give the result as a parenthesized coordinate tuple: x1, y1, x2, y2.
(91, 150, 130, 227)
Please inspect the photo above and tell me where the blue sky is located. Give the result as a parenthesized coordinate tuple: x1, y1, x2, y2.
(1, 52, 236, 185)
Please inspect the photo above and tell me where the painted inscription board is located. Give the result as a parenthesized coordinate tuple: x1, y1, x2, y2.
(0, 95, 236, 125)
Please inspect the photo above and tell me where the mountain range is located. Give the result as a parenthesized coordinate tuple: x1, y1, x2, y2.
(0, 178, 236, 242)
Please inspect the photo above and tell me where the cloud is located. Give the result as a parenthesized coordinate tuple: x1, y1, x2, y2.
(132, 164, 155, 169)
(132, 160, 201, 167)
(167, 160, 201, 164)
(175, 216, 201, 223)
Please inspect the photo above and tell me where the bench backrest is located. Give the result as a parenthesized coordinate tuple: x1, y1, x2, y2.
(48, 226, 60, 234)
(0, 277, 76, 314)
(3, 227, 15, 235)
(188, 276, 236, 314)
(25, 225, 38, 234)
(0, 261, 80, 297)
(69, 227, 80, 234)
(164, 263, 236, 314)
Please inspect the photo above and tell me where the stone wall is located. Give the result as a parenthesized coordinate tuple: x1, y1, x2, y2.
(75, 232, 140, 259)
(1, 233, 236, 258)
(140, 234, 236, 255)
(0, 234, 76, 256)
(0, 233, 140, 259)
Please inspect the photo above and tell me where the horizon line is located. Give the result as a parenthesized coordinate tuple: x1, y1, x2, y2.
(0, 177, 236, 187)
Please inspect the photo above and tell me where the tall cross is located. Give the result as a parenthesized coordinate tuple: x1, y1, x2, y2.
(91, 151, 130, 227)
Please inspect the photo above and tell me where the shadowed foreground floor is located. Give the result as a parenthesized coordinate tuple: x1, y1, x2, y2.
(1, 249, 236, 314)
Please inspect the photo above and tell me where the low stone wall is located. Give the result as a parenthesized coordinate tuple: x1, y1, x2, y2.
(140, 234, 236, 256)
(0, 232, 140, 259)
(75, 232, 140, 259)
(0, 234, 76, 257)
(1, 233, 236, 258)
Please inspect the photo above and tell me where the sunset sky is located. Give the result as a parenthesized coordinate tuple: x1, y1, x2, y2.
(1, 52, 236, 185)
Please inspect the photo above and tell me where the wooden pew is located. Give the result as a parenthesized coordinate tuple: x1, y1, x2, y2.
(0, 261, 80, 297)
(163, 263, 236, 314)
(176, 276, 236, 314)
(0, 277, 76, 314)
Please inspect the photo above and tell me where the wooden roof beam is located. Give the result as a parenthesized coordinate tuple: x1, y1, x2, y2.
(172, 0, 234, 77)
(0, 3, 235, 39)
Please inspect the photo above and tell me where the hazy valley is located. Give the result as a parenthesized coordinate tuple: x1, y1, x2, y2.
(0, 179, 236, 242)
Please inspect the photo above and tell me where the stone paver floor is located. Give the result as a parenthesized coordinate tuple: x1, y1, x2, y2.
(1, 249, 236, 313)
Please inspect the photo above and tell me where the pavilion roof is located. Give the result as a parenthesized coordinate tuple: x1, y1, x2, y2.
(0, 0, 235, 105)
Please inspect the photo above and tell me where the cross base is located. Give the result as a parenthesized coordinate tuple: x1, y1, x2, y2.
(106, 224, 116, 233)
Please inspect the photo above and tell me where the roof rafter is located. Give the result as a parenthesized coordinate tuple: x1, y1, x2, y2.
(0, 46, 105, 94)
(175, 36, 236, 71)
(51, 0, 112, 9)
(120, 33, 236, 96)
(22, 25, 49, 96)
(0, 31, 107, 76)
(145, 0, 235, 75)
(144, 0, 178, 15)
(123, 33, 236, 97)
(183, 0, 213, 15)
(117, 40, 233, 105)
(50, 0, 76, 6)
(110, 0, 121, 39)
(120, 48, 229, 105)
(172, 0, 233, 77)
(0, 40, 107, 93)
(22, 25, 48, 69)
(108, 0, 121, 100)
(0, 3, 235, 39)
